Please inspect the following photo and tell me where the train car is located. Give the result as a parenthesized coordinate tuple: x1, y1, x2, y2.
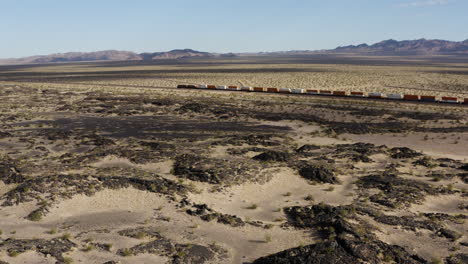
(420, 95, 436, 102)
(387, 94, 403, 100)
(306, 89, 319, 94)
(440, 96, 459, 104)
(350, 91, 365, 97)
(319, 90, 332, 95)
(253, 87, 266, 92)
(177, 84, 187, 88)
(291, 88, 304, 94)
(368, 92, 384, 99)
(267, 87, 279, 93)
(403, 94, 419, 101)
(187, 85, 197, 89)
(241, 86, 253, 92)
(216, 85, 228, 90)
(333, 91, 347, 96)
(207, 85, 216, 89)
(464, 98, 468, 104)
(228, 85, 240, 90)
(198, 84, 208, 89)
(279, 88, 291, 93)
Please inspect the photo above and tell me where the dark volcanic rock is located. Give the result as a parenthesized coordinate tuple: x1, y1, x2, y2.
(298, 164, 337, 184)
(0, 238, 76, 262)
(283, 204, 360, 239)
(269, 203, 427, 264)
(438, 228, 462, 241)
(172, 244, 216, 264)
(413, 156, 436, 167)
(296, 144, 321, 153)
(173, 154, 222, 184)
(178, 102, 205, 113)
(0, 156, 24, 184)
(390, 147, 422, 159)
(356, 171, 439, 208)
(173, 153, 264, 185)
(253, 238, 425, 264)
(253, 150, 291, 162)
(185, 203, 245, 227)
(445, 253, 468, 264)
(460, 163, 468, 171)
(0, 131, 12, 138)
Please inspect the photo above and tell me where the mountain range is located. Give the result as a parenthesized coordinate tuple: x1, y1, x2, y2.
(333, 38, 468, 55)
(1, 39, 467, 65)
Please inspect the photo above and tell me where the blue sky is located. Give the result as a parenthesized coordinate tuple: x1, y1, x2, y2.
(0, 0, 467, 58)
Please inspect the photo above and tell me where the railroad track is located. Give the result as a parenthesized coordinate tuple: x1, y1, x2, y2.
(4, 80, 468, 108)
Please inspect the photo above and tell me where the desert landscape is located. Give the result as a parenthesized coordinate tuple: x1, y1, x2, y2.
(0, 54, 466, 264)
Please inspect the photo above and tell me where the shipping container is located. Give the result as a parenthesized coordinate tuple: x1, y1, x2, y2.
(207, 85, 216, 89)
(216, 85, 228, 90)
(420, 95, 436, 102)
(291, 88, 304, 94)
(279, 88, 292, 93)
(368, 92, 384, 98)
(228, 85, 239, 90)
(403, 94, 419, 101)
(319, 90, 332, 95)
(350, 91, 365, 97)
(253, 87, 266, 92)
(241, 86, 253, 91)
(177, 84, 187, 88)
(198, 84, 208, 89)
(267, 87, 279, 93)
(333, 91, 347, 96)
(387, 94, 403, 100)
(306, 89, 319, 94)
(441, 97, 458, 103)
(187, 85, 197, 89)
(464, 98, 468, 104)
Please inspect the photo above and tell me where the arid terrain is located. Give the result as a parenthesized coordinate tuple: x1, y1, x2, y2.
(0, 56, 467, 264)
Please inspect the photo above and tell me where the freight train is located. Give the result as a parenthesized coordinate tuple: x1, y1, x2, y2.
(176, 84, 468, 104)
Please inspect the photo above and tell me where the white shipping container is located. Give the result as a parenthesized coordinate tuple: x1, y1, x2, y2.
(369, 92, 384, 97)
(279, 88, 291, 93)
(198, 84, 208, 89)
(241, 86, 253, 91)
(387, 94, 403, 99)
(216, 85, 228, 90)
(291, 88, 304, 94)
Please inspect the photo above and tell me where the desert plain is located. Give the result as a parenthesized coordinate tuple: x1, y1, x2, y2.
(0, 54, 467, 264)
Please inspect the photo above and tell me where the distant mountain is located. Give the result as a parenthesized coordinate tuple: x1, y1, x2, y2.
(0, 49, 219, 65)
(1, 39, 467, 65)
(0, 50, 141, 65)
(140, 49, 213, 60)
(332, 39, 468, 55)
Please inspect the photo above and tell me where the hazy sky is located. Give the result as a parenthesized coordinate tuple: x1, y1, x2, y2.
(1, 0, 467, 58)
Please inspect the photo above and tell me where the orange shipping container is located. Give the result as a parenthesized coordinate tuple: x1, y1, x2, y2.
(306, 89, 318, 93)
(333, 91, 346, 96)
(320, 90, 332, 94)
(442, 96, 458, 101)
(403, 94, 419, 101)
(350, 91, 364, 96)
(207, 85, 216, 89)
(253, 87, 265, 92)
(267, 87, 279, 93)
(228, 86, 238, 89)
